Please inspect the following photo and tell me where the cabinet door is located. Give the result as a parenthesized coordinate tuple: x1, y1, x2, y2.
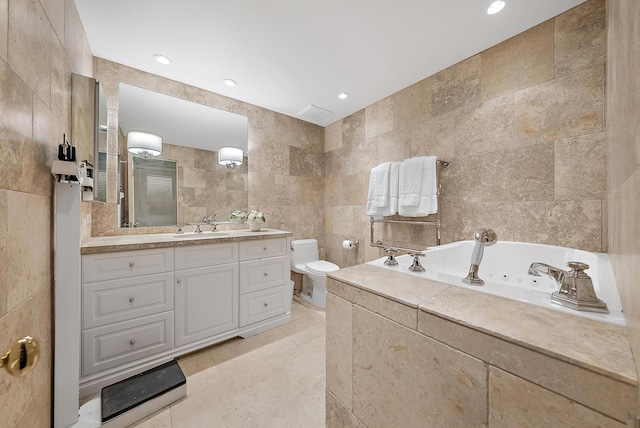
(174, 264, 239, 346)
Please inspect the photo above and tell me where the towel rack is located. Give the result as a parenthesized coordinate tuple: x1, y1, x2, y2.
(370, 158, 449, 252)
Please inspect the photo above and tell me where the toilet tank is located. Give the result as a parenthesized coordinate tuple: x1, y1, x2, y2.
(290, 239, 319, 269)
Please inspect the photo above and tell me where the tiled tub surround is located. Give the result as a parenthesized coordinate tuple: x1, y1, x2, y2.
(326, 265, 638, 427)
(79, 229, 294, 397)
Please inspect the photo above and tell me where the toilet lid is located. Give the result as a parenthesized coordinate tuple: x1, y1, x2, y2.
(305, 260, 340, 274)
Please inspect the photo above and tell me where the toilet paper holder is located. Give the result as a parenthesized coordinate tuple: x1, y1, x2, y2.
(342, 239, 359, 249)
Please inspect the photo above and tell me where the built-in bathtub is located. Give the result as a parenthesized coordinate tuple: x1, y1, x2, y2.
(367, 240, 625, 326)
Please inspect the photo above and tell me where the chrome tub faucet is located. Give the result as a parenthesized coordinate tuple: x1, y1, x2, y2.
(528, 261, 609, 313)
(462, 229, 498, 286)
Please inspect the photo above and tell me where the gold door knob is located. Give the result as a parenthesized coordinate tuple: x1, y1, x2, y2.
(1, 336, 40, 377)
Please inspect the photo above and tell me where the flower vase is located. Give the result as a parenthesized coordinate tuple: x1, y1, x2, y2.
(249, 221, 263, 232)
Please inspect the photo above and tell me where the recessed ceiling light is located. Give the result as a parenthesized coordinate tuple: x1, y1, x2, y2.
(487, 0, 507, 14)
(338, 92, 349, 100)
(153, 54, 171, 65)
(223, 79, 237, 87)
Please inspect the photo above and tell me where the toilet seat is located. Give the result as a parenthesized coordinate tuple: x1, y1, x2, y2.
(305, 260, 339, 274)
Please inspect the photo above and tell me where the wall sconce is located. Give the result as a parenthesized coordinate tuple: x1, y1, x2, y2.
(218, 147, 244, 169)
(127, 131, 162, 160)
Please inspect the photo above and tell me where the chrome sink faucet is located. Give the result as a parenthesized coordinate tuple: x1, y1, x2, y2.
(462, 229, 498, 286)
(528, 261, 609, 313)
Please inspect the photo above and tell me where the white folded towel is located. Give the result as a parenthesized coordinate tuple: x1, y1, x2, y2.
(366, 161, 400, 219)
(398, 156, 438, 217)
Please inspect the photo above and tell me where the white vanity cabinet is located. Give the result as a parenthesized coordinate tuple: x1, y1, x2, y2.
(239, 239, 291, 327)
(81, 248, 175, 377)
(79, 232, 293, 397)
(174, 243, 239, 346)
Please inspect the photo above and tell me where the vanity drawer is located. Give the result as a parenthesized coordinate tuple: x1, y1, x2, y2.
(174, 242, 238, 270)
(82, 312, 174, 376)
(239, 256, 289, 294)
(82, 248, 173, 283)
(239, 283, 291, 327)
(82, 272, 174, 329)
(239, 238, 287, 261)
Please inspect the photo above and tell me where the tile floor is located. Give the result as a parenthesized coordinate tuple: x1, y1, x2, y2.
(132, 297, 326, 428)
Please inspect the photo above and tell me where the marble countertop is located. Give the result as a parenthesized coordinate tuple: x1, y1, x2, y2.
(328, 263, 638, 387)
(81, 228, 293, 254)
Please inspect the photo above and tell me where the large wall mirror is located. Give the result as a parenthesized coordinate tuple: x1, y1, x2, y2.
(105, 83, 249, 227)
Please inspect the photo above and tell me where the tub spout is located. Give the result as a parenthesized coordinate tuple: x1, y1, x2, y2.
(528, 261, 609, 314)
(462, 229, 498, 286)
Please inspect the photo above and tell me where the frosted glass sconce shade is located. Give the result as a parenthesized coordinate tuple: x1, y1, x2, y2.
(218, 147, 244, 169)
(127, 131, 162, 160)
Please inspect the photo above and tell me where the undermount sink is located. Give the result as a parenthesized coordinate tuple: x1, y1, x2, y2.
(172, 232, 228, 239)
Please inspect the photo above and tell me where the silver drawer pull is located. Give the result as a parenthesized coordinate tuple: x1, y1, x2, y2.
(263, 302, 268, 307)
(263, 247, 267, 251)
(129, 339, 135, 346)
(264, 272, 268, 277)
(129, 297, 135, 303)
(177, 279, 182, 285)
(129, 262, 135, 268)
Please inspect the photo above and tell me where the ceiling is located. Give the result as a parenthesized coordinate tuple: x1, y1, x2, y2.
(74, 0, 586, 127)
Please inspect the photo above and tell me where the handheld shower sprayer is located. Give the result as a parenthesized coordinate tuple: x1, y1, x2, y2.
(462, 229, 498, 286)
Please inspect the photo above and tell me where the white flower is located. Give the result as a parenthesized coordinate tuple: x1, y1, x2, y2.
(248, 209, 266, 223)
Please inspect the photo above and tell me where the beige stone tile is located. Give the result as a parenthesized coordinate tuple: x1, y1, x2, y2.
(156, 78, 207, 105)
(8, 0, 51, 104)
(15, 369, 51, 428)
(95, 59, 158, 101)
(0, 299, 32, 427)
(268, 335, 325, 396)
(341, 172, 368, 206)
(326, 390, 366, 428)
(409, 111, 458, 160)
(32, 96, 61, 197)
(342, 110, 365, 148)
(328, 265, 451, 308)
(452, 94, 515, 156)
(40, 0, 64, 43)
(50, 31, 69, 130)
(393, 77, 431, 129)
(325, 120, 343, 152)
(482, 142, 554, 202)
(64, 0, 86, 74)
(7, 192, 50, 311)
(260, 142, 289, 175)
(248, 171, 276, 207)
(182, 167, 207, 189)
(90, 201, 118, 236)
(29, 287, 52, 391)
(0, 190, 6, 317)
(324, 176, 342, 206)
(275, 112, 323, 151)
(555, 132, 606, 200)
(326, 293, 353, 406)
(418, 292, 636, 422)
(345, 136, 378, 175)
(431, 55, 481, 117)
(331, 205, 353, 236)
(513, 199, 602, 251)
(289, 146, 324, 177)
(130, 408, 172, 428)
(514, 65, 604, 144)
(246, 104, 274, 144)
(277, 312, 325, 347)
(482, 21, 553, 100)
(454, 202, 514, 242)
(439, 154, 482, 203)
(353, 306, 487, 427)
(0, 0, 7, 62)
(489, 367, 624, 427)
(177, 349, 215, 377)
(555, 0, 607, 78)
(365, 95, 393, 139)
(0, 60, 34, 193)
(377, 127, 410, 162)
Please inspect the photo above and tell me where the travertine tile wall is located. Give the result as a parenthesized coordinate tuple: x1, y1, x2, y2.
(607, 0, 640, 410)
(324, 0, 607, 268)
(0, 0, 93, 426)
(91, 59, 325, 246)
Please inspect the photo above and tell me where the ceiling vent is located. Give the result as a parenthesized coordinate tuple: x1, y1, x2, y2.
(297, 104, 332, 121)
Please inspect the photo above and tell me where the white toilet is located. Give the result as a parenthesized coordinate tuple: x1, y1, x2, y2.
(290, 239, 339, 309)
